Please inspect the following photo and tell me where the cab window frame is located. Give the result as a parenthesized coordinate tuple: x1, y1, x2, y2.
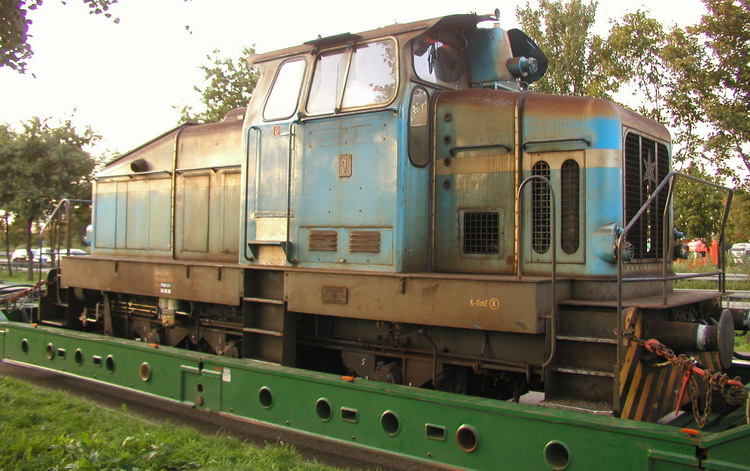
(408, 86, 431, 167)
(262, 57, 308, 122)
(305, 37, 399, 116)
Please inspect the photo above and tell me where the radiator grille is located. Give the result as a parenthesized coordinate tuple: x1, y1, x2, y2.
(349, 231, 381, 253)
(309, 230, 337, 251)
(561, 159, 580, 254)
(624, 133, 669, 260)
(532, 161, 551, 254)
(463, 212, 499, 254)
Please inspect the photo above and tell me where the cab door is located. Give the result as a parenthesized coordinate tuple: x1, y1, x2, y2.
(432, 89, 518, 274)
(246, 58, 307, 262)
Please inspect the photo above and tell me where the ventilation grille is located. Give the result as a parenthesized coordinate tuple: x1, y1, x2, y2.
(624, 133, 669, 260)
(350, 231, 381, 253)
(532, 161, 551, 254)
(309, 230, 337, 251)
(561, 159, 580, 254)
(463, 212, 499, 254)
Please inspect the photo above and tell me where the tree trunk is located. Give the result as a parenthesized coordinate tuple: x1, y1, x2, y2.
(25, 217, 34, 282)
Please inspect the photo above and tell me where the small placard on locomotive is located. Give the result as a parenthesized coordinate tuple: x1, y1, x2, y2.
(322, 286, 348, 304)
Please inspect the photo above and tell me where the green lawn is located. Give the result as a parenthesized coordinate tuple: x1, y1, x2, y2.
(0, 375, 339, 471)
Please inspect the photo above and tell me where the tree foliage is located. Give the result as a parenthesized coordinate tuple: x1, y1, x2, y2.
(177, 46, 259, 123)
(672, 164, 730, 240)
(516, 0, 750, 242)
(663, 0, 750, 189)
(0, 117, 97, 278)
(1, 0, 119, 73)
(515, 0, 619, 98)
(603, 11, 671, 121)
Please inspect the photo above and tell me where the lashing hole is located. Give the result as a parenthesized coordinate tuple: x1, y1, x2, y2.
(544, 441, 571, 470)
(105, 355, 116, 372)
(381, 411, 400, 436)
(197, 383, 204, 393)
(139, 362, 151, 381)
(20, 339, 29, 354)
(456, 425, 479, 453)
(74, 349, 84, 365)
(426, 424, 446, 441)
(45, 343, 55, 360)
(259, 387, 273, 408)
(316, 398, 332, 421)
(341, 408, 358, 423)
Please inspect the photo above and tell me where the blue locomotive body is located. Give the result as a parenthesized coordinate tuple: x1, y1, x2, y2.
(48, 13, 747, 425)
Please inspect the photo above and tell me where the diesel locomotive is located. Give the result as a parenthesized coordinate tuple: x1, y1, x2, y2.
(41, 12, 749, 425)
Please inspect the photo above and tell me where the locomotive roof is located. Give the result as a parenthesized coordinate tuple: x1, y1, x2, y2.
(249, 13, 494, 64)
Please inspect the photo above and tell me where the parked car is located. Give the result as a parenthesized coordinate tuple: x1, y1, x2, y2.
(55, 248, 89, 257)
(730, 242, 750, 261)
(10, 248, 51, 263)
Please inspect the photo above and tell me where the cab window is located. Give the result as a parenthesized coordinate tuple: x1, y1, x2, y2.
(412, 35, 465, 88)
(306, 38, 397, 115)
(263, 59, 307, 121)
(408, 87, 429, 167)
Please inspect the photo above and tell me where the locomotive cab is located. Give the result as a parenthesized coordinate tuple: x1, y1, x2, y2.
(242, 13, 672, 286)
(242, 14, 546, 273)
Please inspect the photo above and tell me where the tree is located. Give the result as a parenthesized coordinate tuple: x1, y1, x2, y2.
(662, 0, 750, 189)
(0, 117, 97, 280)
(672, 164, 730, 240)
(1, 0, 120, 73)
(177, 46, 260, 123)
(603, 11, 671, 121)
(515, 0, 619, 98)
(726, 189, 750, 244)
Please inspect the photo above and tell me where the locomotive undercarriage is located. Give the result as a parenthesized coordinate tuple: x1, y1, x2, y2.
(59, 288, 543, 402)
(43, 257, 741, 421)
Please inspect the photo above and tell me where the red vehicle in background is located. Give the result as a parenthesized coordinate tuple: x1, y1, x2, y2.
(687, 238, 708, 257)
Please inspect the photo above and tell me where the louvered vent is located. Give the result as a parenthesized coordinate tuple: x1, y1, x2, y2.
(463, 212, 499, 254)
(532, 161, 551, 254)
(350, 231, 381, 253)
(309, 230, 337, 251)
(624, 133, 669, 260)
(561, 159, 580, 254)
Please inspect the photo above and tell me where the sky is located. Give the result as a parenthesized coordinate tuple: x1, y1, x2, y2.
(0, 0, 707, 157)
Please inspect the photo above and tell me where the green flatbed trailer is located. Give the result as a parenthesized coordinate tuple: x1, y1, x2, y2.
(1, 321, 748, 471)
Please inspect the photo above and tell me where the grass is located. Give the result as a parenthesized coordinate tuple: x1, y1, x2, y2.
(0, 267, 48, 285)
(0, 375, 339, 471)
(673, 258, 750, 291)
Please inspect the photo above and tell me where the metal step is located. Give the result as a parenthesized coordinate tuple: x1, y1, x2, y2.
(540, 397, 613, 415)
(556, 335, 616, 344)
(243, 327, 282, 337)
(242, 296, 284, 305)
(552, 367, 614, 378)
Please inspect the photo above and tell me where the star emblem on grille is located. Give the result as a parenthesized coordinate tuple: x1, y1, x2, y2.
(643, 150, 657, 185)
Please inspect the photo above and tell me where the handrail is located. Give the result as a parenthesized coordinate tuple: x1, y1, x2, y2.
(285, 121, 298, 264)
(522, 137, 591, 151)
(615, 170, 734, 369)
(517, 175, 557, 371)
(448, 144, 512, 157)
(37, 198, 92, 307)
(244, 125, 261, 262)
